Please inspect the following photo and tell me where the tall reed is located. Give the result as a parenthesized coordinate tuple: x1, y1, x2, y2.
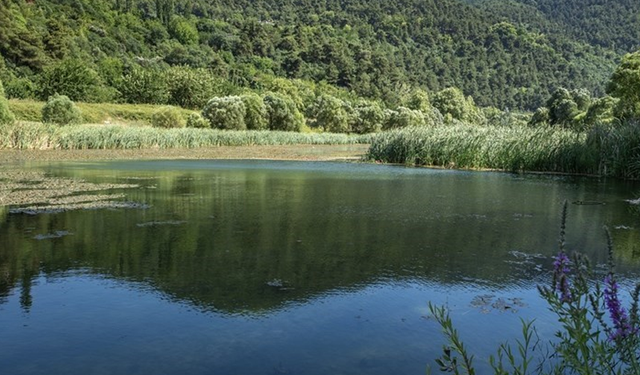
(367, 124, 597, 174)
(0, 122, 372, 150)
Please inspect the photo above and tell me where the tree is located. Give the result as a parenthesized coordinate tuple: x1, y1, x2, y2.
(350, 100, 384, 134)
(202, 96, 246, 130)
(310, 94, 350, 133)
(264, 93, 304, 132)
(383, 107, 426, 130)
(240, 93, 268, 130)
(118, 66, 169, 105)
(606, 50, 640, 119)
(38, 59, 101, 102)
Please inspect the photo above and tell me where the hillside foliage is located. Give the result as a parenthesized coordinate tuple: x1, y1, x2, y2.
(0, 0, 635, 111)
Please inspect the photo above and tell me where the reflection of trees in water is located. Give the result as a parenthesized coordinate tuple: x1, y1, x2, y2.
(1, 166, 640, 314)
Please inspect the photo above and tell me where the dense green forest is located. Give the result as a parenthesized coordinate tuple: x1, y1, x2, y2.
(0, 0, 636, 110)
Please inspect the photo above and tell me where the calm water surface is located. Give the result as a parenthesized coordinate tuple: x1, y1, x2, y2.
(2, 160, 640, 375)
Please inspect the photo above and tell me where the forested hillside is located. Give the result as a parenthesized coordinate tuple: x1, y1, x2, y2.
(0, 0, 633, 110)
(467, 0, 640, 53)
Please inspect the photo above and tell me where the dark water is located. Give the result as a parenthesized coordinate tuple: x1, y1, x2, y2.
(1, 160, 640, 375)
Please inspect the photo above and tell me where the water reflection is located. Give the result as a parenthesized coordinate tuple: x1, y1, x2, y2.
(1, 160, 640, 374)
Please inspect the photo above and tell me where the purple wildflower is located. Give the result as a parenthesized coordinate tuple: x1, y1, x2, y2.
(553, 251, 572, 302)
(604, 274, 635, 341)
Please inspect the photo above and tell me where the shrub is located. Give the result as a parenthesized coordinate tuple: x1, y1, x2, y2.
(383, 106, 426, 130)
(310, 94, 351, 133)
(118, 66, 169, 105)
(186, 112, 210, 128)
(350, 100, 384, 134)
(202, 96, 246, 130)
(38, 59, 101, 102)
(240, 94, 268, 130)
(432, 87, 485, 124)
(264, 93, 304, 132)
(3, 77, 37, 100)
(41, 94, 82, 125)
(405, 89, 431, 113)
(165, 66, 221, 109)
(151, 106, 186, 128)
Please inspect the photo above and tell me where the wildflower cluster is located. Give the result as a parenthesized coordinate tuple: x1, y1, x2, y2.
(604, 273, 634, 341)
(430, 201, 640, 375)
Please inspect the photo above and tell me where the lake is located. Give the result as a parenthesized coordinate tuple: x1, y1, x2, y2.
(1, 160, 639, 375)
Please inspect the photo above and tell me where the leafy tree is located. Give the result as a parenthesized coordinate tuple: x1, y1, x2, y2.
(350, 100, 384, 134)
(432, 87, 483, 124)
(169, 16, 199, 45)
(529, 107, 550, 127)
(310, 94, 350, 133)
(165, 66, 220, 109)
(405, 89, 431, 113)
(41, 94, 82, 125)
(607, 50, 640, 119)
(264, 92, 304, 132)
(38, 59, 101, 102)
(383, 107, 426, 130)
(240, 93, 268, 130)
(202, 96, 246, 130)
(118, 66, 169, 105)
(584, 96, 618, 126)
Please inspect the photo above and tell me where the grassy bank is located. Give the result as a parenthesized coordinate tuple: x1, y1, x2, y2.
(8, 99, 195, 125)
(366, 122, 640, 179)
(0, 122, 372, 150)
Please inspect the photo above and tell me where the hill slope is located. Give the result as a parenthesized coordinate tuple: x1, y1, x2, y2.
(0, 0, 631, 110)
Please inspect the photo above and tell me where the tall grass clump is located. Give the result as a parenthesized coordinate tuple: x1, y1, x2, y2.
(0, 121, 59, 149)
(41, 94, 82, 125)
(367, 125, 597, 175)
(52, 125, 371, 150)
(588, 120, 640, 179)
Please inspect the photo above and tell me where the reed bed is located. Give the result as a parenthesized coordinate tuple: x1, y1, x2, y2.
(365, 123, 634, 177)
(0, 122, 372, 150)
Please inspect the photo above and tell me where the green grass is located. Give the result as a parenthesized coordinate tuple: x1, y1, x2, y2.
(0, 122, 372, 150)
(366, 122, 640, 179)
(8, 99, 195, 125)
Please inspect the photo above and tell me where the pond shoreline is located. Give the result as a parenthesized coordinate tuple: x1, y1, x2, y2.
(0, 145, 368, 211)
(0, 144, 370, 164)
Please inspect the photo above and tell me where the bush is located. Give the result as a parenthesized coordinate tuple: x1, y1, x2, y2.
(38, 59, 101, 102)
(151, 106, 186, 128)
(202, 96, 246, 130)
(351, 100, 384, 134)
(118, 66, 169, 105)
(432, 87, 485, 124)
(264, 93, 304, 132)
(309, 94, 351, 133)
(41, 94, 82, 125)
(186, 112, 210, 128)
(240, 94, 268, 130)
(165, 66, 221, 109)
(3, 77, 37, 100)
